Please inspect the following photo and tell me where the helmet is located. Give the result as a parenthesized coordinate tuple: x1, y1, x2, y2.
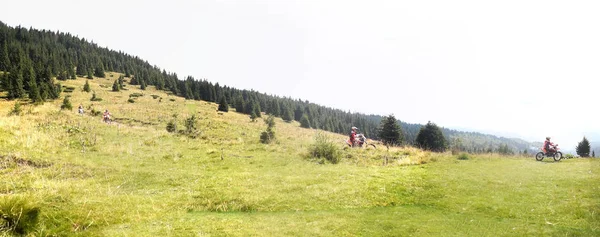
(352, 126, 358, 130)
(546, 137, 551, 140)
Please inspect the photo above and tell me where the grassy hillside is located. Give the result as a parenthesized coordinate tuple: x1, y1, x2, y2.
(1, 74, 599, 236)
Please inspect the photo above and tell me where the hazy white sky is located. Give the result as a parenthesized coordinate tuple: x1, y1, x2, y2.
(3, 0, 599, 149)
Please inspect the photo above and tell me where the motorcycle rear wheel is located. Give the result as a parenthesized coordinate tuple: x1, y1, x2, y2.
(553, 152, 562, 161)
(535, 152, 544, 161)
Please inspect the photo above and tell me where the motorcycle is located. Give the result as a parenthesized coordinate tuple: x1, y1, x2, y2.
(535, 144, 562, 161)
(346, 134, 376, 148)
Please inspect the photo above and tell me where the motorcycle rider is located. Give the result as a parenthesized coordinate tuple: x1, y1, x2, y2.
(349, 127, 358, 147)
(103, 110, 111, 123)
(543, 137, 556, 153)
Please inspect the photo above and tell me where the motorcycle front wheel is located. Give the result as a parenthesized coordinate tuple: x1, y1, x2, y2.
(535, 152, 544, 161)
(553, 152, 563, 161)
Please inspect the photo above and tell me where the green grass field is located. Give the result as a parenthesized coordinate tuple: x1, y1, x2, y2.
(1, 74, 599, 236)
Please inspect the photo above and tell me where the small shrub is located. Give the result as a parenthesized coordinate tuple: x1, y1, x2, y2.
(308, 132, 341, 164)
(89, 107, 102, 117)
(83, 80, 91, 92)
(151, 95, 160, 99)
(127, 98, 135, 103)
(0, 196, 40, 235)
(62, 86, 75, 93)
(61, 96, 73, 110)
(90, 92, 102, 101)
(9, 103, 22, 116)
(260, 130, 275, 144)
(112, 80, 120, 92)
(564, 154, 575, 159)
(166, 120, 177, 133)
(451, 148, 460, 156)
(169, 98, 176, 102)
(457, 153, 470, 160)
(181, 115, 199, 138)
(260, 116, 276, 144)
(129, 93, 143, 98)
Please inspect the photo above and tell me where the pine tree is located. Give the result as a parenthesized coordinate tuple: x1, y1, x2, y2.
(76, 59, 87, 76)
(0, 72, 6, 91)
(253, 102, 262, 118)
(83, 79, 91, 92)
(267, 100, 280, 116)
(378, 115, 404, 146)
(140, 78, 147, 90)
(576, 136, 591, 157)
(416, 121, 447, 152)
(300, 114, 311, 128)
(112, 80, 120, 92)
(26, 66, 41, 103)
(0, 34, 9, 71)
(218, 96, 229, 112)
(234, 95, 245, 113)
(7, 67, 26, 99)
(282, 104, 294, 122)
(86, 69, 93, 79)
(250, 111, 257, 122)
(118, 75, 124, 89)
(592, 150, 595, 158)
(244, 100, 255, 115)
(94, 62, 105, 78)
(61, 96, 72, 110)
(260, 116, 276, 143)
(68, 65, 76, 79)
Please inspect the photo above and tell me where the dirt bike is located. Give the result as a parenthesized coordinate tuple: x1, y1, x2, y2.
(535, 144, 562, 161)
(103, 115, 112, 124)
(346, 134, 376, 148)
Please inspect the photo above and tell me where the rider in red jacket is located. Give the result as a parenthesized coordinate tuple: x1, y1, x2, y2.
(543, 137, 555, 153)
(349, 127, 358, 147)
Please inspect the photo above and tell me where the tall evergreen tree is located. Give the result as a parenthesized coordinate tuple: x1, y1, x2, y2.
(416, 121, 447, 152)
(234, 95, 245, 113)
(26, 66, 41, 103)
(576, 136, 591, 157)
(253, 102, 262, 118)
(7, 67, 25, 99)
(267, 99, 280, 116)
(300, 114, 311, 128)
(218, 96, 229, 112)
(378, 115, 404, 146)
(0, 35, 9, 71)
(282, 104, 294, 122)
(68, 64, 76, 79)
(140, 78, 147, 90)
(76, 57, 87, 76)
(94, 62, 105, 78)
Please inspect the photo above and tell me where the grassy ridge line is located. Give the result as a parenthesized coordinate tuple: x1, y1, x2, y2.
(0, 73, 599, 236)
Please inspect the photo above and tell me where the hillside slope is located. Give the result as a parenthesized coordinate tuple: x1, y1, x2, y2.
(0, 21, 538, 153)
(1, 75, 599, 236)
